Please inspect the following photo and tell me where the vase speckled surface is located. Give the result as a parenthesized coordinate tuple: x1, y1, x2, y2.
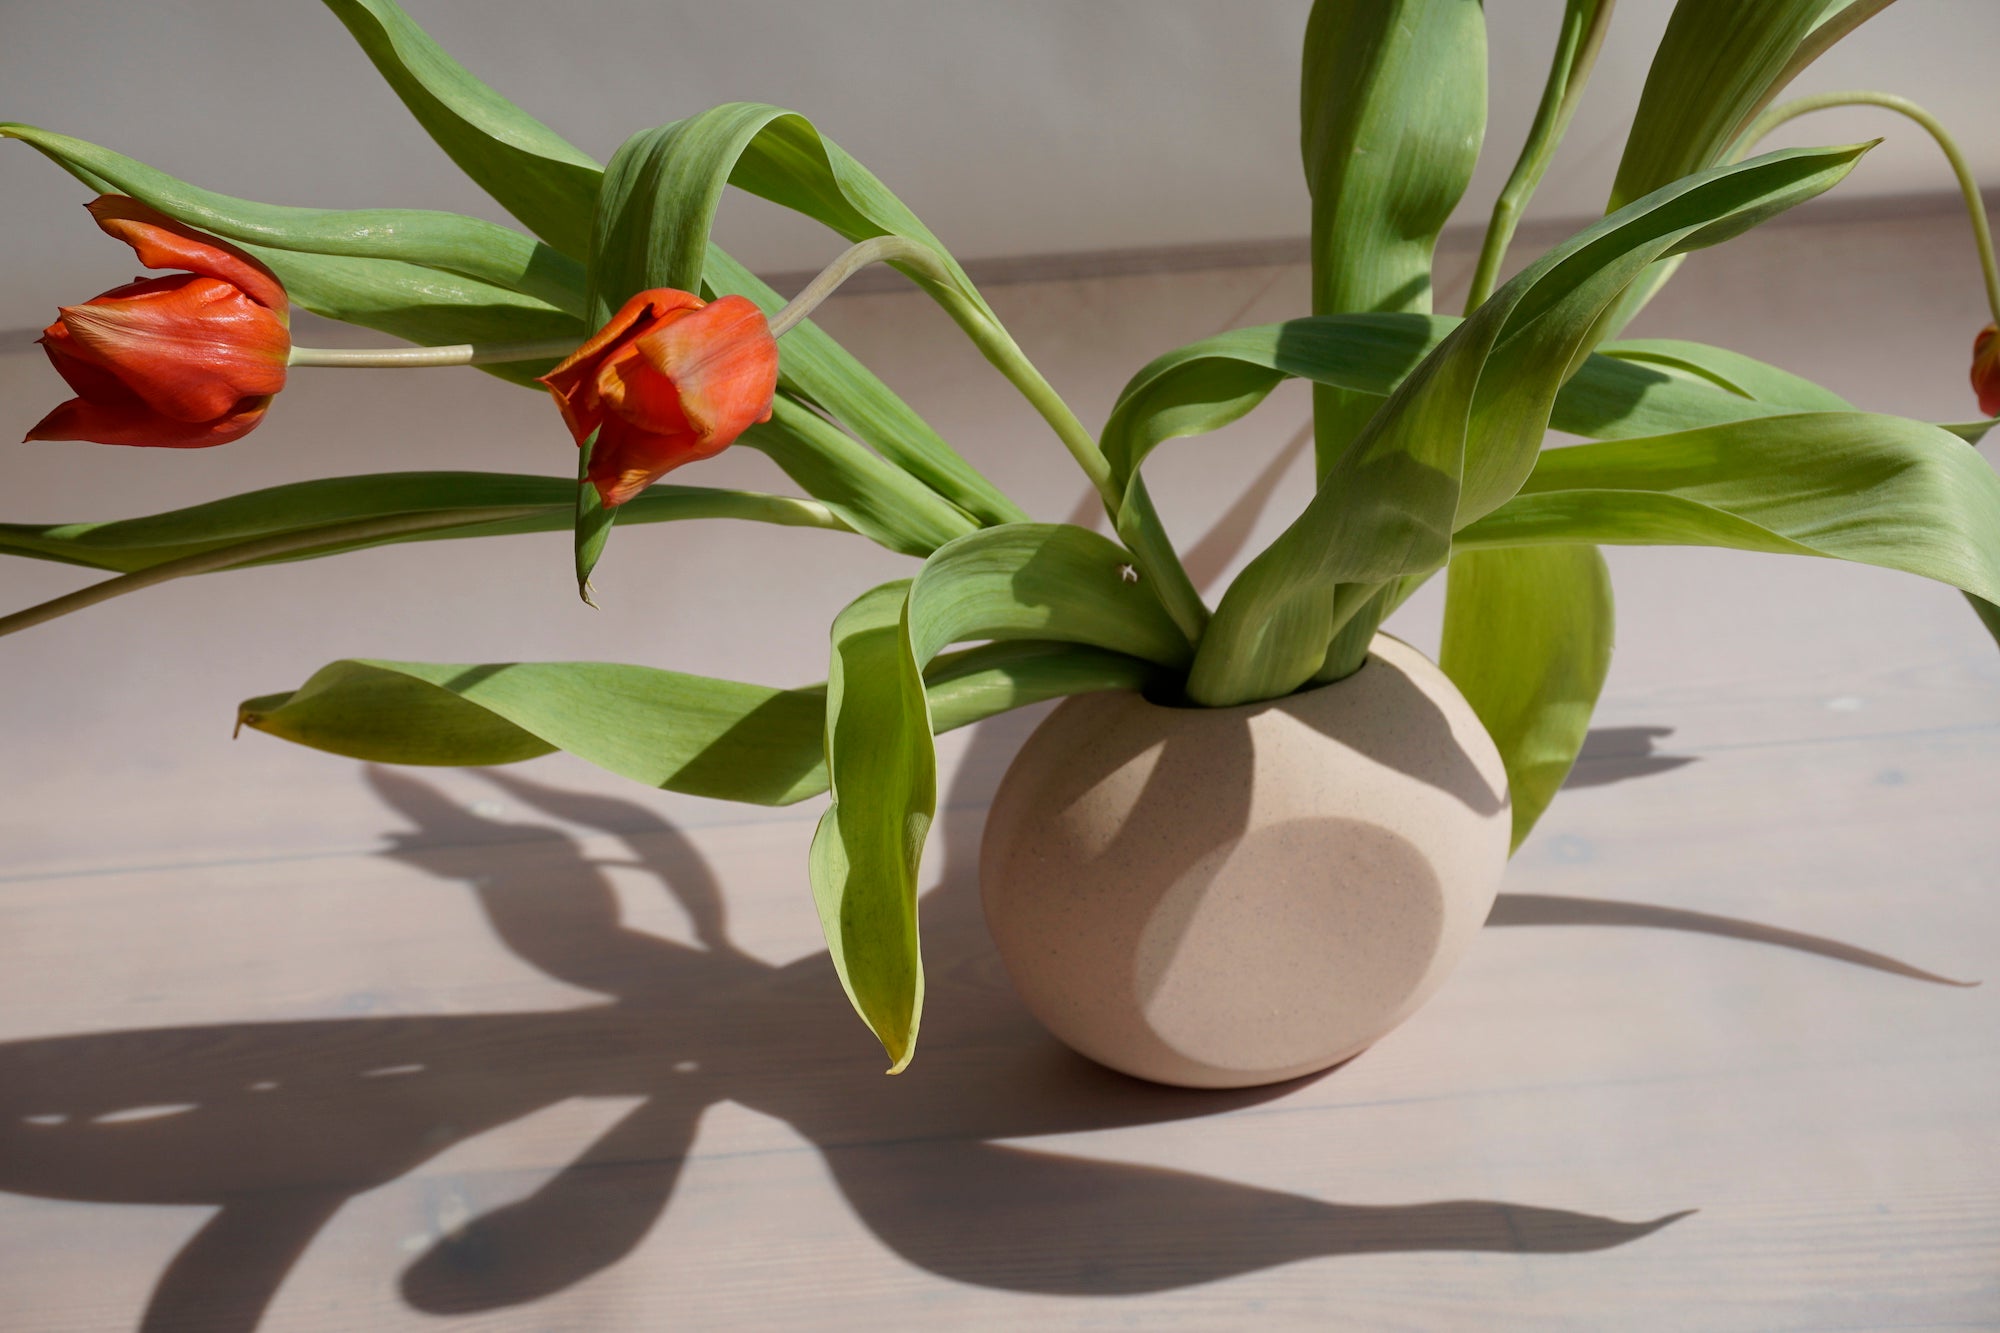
(979, 634, 1511, 1089)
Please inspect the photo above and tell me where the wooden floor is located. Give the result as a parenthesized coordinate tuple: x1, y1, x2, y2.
(3, 210, 1998, 1329)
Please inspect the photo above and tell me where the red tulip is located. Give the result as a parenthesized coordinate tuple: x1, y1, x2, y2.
(25, 195, 290, 448)
(539, 288, 779, 506)
(1974, 323, 2000, 419)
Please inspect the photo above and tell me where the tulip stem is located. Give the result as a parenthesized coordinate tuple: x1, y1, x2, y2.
(0, 506, 551, 639)
(286, 338, 580, 369)
(1464, 0, 1615, 313)
(1741, 91, 2000, 327)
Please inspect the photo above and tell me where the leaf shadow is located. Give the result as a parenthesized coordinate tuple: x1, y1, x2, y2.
(0, 757, 1686, 1330)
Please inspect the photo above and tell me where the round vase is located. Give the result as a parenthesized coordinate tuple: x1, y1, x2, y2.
(978, 634, 1510, 1089)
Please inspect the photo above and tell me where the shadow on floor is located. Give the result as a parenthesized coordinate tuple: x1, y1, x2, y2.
(2, 739, 1695, 1331)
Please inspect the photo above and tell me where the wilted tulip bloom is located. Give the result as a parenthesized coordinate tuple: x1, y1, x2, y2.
(539, 288, 779, 506)
(26, 195, 290, 447)
(1973, 323, 2000, 418)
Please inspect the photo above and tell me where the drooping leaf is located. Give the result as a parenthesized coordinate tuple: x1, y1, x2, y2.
(1299, 0, 1487, 472)
(0, 471, 850, 575)
(239, 639, 1161, 805)
(0, 123, 585, 315)
(743, 398, 979, 558)
(1440, 545, 1614, 852)
(322, 0, 603, 259)
(1454, 412, 2000, 606)
(809, 523, 1194, 1069)
(323, 1, 1015, 529)
(1186, 141, 1872, 705)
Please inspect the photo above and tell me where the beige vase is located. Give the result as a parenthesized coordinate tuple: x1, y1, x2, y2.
(979, 634, 1511, 1089)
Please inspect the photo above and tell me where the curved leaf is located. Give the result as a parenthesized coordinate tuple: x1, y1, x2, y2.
(744, 398, 978, 557)
(239, 639, 1159, 806)
(0, 124, 584, 315)
(1440, 545, 1614, 853)
(1300, 0, 1486, 471)
(322, 0, 603, 259)
(1186, 142, 1872, 705)
(1, 472, 849, 574)
(1603, 0, 1893, 330)
(1455, 412, 2000, 604)
(810, 523, 1194, 1069)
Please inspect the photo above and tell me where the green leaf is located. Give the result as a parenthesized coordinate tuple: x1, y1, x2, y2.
(1455, 412, 2000, 606)
(323, 0, 603, 260)
(1299, 0, 1486, 473)
(743, 398, 979, 557)
(588, 103, 983, 325)
(809, 581, 933, 1071)
(1187, 142, 1872, 705)
(1594, 338, 1853, 410)
(0, 472, 851, 574)
(1602, 0, 1892, 330)
(1440, 545, 1614, 852)
(240, 243, 583, 388)
(238, 639, 1160, 805)
(808, 522, 1194, 1068)
(0, 123, 585, 315)
(322, 1, 1015, 528)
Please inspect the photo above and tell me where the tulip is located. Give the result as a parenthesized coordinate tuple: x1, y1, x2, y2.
(25, 195, 291, 448)
(539, 288, 779, 506)
(1974, 324, 2000, 419)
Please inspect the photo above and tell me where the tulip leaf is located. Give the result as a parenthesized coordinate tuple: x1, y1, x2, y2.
(1100, 314, 1870, 494)
(0, 124, 585, 316)
(1602, 0, 1893, 331)
(237, 243, 583, 388)
(810, 523, 1195, 1069)
(588, 101, 990, 331)
(0, 472, 854, 575)
(1299, 0, 1486, 473)
(1185, 142, 1871, 705)
(319, 0, 1018, 530)
(1594, 338, 1853, 410)
(743, 399, 980, 558)
(321, 0, 602, 260)
(1453, 412, 2000, 607)
(1440, 545, 1614, 853)
(238, 639, 1160, 804)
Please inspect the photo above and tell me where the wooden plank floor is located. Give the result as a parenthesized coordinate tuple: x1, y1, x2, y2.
(3, 210, 1998, 1329)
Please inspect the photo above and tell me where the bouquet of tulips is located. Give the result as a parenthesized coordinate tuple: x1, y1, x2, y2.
(5, 0, 1997, 1071)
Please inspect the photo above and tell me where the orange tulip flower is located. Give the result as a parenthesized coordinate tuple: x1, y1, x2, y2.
(26, 195, 290, 448)
(1973, 323, 2000, 419)
(539, 288, 779, 506)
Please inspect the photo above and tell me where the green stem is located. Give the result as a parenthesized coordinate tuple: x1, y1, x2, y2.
(1740, 91, 2000, 327)
(1465, 0, 1615, 313)
(875, 240, 1208, 643)
(0, 506, 551, 638)
(287, 338, 578, 368)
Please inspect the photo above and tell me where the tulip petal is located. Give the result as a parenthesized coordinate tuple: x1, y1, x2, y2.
(86, 194, 289, 313)
(39, 320, 149, 406)
(538, 288, 704, 448)
(59, 277, 289, 423)
(587, 415, 704, 506)
(1973, 324, 2000, 418)
(25, 393, 272, 448)
(629, 295, 778, 443)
